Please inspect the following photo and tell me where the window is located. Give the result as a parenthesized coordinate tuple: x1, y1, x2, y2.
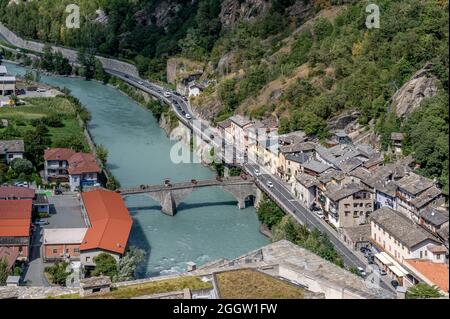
(53, 249, 58, 254)
(86, 256, 91, 262)
(424, 250, 427, 257)
(437, 254, 441, 260)
(74, 248, 79, 253)
(420, 251, 423, 258)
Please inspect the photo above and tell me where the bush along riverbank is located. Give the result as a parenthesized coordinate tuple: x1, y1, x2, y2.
(107, 76, 179, 134)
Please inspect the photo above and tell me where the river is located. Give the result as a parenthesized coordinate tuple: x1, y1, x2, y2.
(5, 62, 268, 277)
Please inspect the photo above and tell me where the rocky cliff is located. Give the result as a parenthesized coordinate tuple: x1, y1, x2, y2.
(220, 0, 271, 29)
(391, 63, 438, 118)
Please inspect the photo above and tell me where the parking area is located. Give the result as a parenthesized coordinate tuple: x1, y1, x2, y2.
(46, 193, 86, 229)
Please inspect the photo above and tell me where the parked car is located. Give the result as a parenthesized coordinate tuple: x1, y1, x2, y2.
(36, 88, 46, 93)
(380, 269, 387, 276)
(254, 168, 261, 176)
(124, 74, 129, 78)
(54, 188, 63, 195)
(34, 219, 49, 226)
(357, 267, 366, 277)
(266, 180, 274, 188)
(391, 280, 399, 288)
(185, 114, 192, 120)
(209, 134, 215, 139)
(314, 209, 325, 218)
(360, 246, 369, 254)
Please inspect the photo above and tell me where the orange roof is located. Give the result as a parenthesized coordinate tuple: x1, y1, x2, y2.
(67, 153, 101, 175)
(80, 189, 132, 254)
(0, 200, 32, 237)
(406, 259, 449, 292)
(44, 148, 76, 161)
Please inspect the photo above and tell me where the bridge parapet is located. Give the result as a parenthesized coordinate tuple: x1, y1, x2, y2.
(119, 176, 256, 215)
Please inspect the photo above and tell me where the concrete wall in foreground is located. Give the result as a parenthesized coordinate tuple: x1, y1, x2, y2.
(0, 23, 139, 77)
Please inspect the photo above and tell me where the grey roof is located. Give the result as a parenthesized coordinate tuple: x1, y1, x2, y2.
(324, 183, 366, 202)
(410, 186, 442, 209)
(296, 172, 320, 188)
(349, 167, 372, 182)
(80, 276, 111, 288)
(217, 119, 231, 129)
(0, 236, 29, 246)
(361, 158, 413, 188)
(437, 223, 449, 242)
(285, 153, 311, 164)
(395, 172, 434, 196)
(302, 160, 331, 174)
(341, 224, 371, 243)
(229, 115, 253, 128)
(355, 144, 377, 157)
(280, 141, 316, 154)
(0, 140, 25, 154)
(363, 154, 384, 168)
(420, 207, 449, 227)
(370, 207, 440, 249)
(337, 157, 363, 173)
(315, 144, 362, 167)
(335, 130, 348, 138)
(317, 168, 345, 184)
(374, 180, 397, 197)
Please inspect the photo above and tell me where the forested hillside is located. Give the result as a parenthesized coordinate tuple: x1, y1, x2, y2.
(0, 0, 448, 193)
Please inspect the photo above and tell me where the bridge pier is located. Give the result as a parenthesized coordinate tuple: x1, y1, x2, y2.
(146, 188, 193, 216)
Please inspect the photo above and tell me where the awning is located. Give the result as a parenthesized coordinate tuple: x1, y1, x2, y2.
(375, 252, 409, 277)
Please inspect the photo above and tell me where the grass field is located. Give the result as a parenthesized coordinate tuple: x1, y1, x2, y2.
(0, 97, 88, 151)
(215, 269, 307, 299)
(51, 276, 213, 299)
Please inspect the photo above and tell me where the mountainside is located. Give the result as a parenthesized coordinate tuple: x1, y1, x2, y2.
(0, 0, 448, 193)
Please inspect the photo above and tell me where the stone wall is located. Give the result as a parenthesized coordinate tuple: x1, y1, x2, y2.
(0, 23, 139, 77)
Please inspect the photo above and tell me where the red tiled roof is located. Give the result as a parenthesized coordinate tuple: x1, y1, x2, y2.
(0, 186, 35, 199)
(67, 153, 101, 175)
(406, 259, 449, 292)
(80, 190, 132, 254)
(44, 148, 76, 161)
(0, 200, 32, 237)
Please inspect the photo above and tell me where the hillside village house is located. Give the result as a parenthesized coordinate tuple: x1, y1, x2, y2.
(0, 140, 24, 164)
(0, 200, 32, 263)
(321, 183, 373, 228)
(395, 172, 444, 222)
(42, 189, 132, 269)
(44, 148, 101, 191)
(0, 65, 16, 96)
(418, 206, 449, 237)
(292, 172, 319, 209)
(370, 207, 447, 289)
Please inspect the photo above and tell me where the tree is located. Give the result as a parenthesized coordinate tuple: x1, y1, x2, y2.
(24, 126, 51, 166)
(256, 198, 284, 229)
(106, 174, 121, 190)
(53, 135, 86, 152)
(92, 253, 118, 279)
(406, 283, 443, 299)
(10, 158, 34, 176)
(96, 144, 108, 167)
(0, 258, 9, 285)
(115, 247, 145, 282)
(44, 262, 69, 286)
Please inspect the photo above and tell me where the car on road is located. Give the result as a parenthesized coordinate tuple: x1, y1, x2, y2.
(254, 168, 261, 176)
(164, 92, 171, 98)
(33, 219, 49, 226)
(124, 74, 129, 78)
(37, 88, 46, 93)
(391, 280, 399, 288)
(379, 269, 387, 276)
(314, 209, 324, 218)
(209, 134, 215, 139)
(266, 180, 274, 188)
(181, 110, 186, 115)
(185, 114, 192, 120)
(138, 81, 144, 85)
(357, 267, 366, 277)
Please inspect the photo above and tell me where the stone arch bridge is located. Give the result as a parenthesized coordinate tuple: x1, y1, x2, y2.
(118, 177, 259, 216)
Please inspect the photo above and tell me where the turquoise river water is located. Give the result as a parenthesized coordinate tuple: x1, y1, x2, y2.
(5, 62, 268, 277)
